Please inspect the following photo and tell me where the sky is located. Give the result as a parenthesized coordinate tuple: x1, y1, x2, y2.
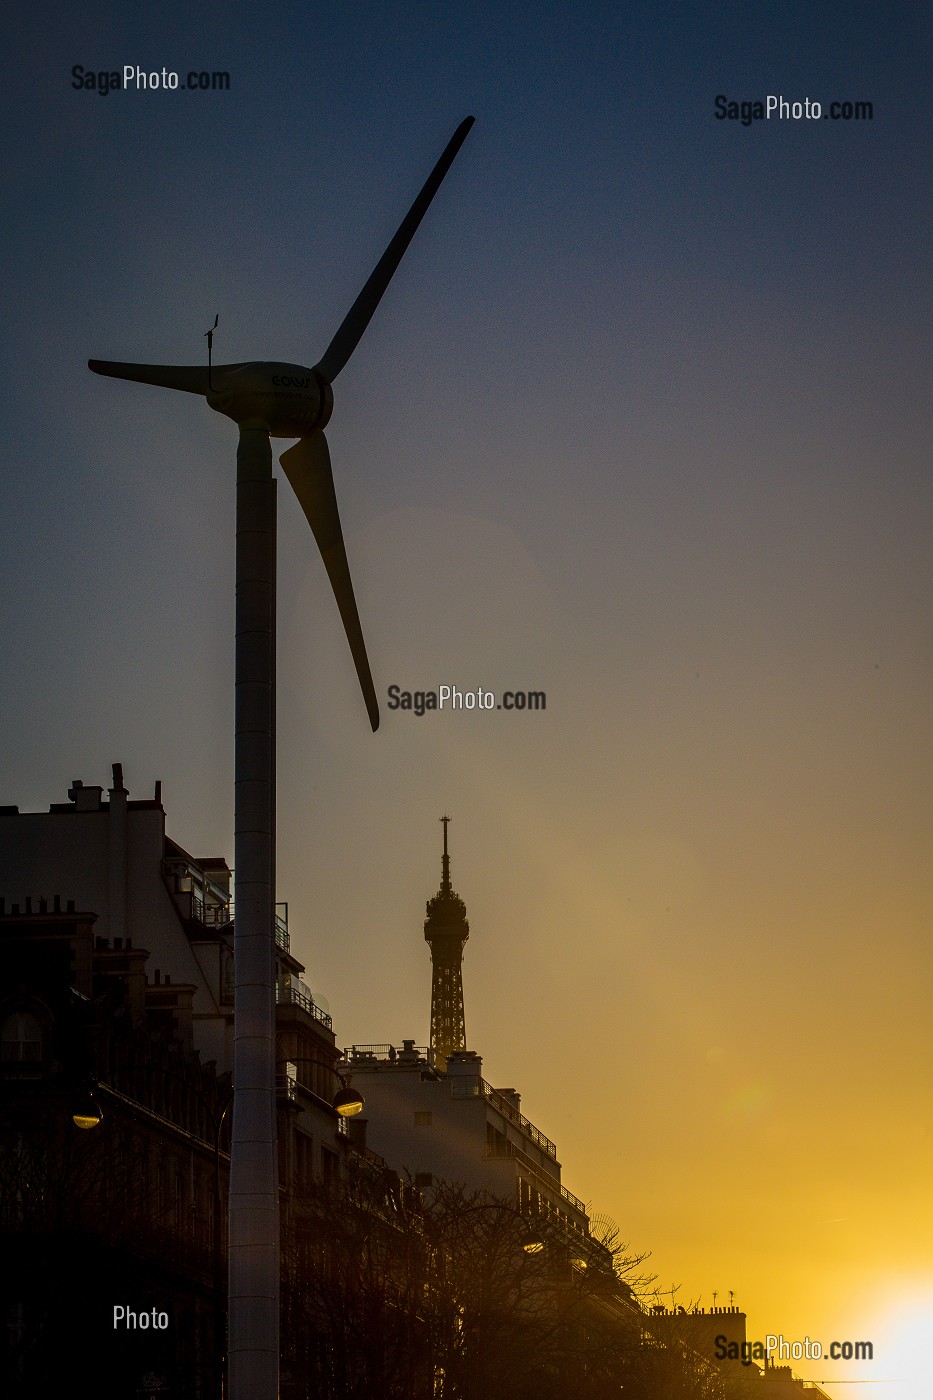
(2, 3, 932, 1394)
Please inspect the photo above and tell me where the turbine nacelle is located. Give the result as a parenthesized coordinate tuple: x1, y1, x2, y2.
(206, 361, 334, 437)
(87, 358, 334, 436)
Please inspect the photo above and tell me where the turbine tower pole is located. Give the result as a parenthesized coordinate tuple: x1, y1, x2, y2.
(87, 115, 476, 1400)
(230, 422, 279, 1399)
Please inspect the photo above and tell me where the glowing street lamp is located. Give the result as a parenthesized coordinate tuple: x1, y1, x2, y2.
(332, 1082, 364, 1118)
(71, 1094, 103, 1130)
(278, 1055, 364, 1118)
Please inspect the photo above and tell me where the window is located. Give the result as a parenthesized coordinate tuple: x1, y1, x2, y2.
(1, 1010, 43, 1065)
(321, 1148, 338, 1193)
(414, 1110, 432, 1128)
(295, 1132, 314, 1187)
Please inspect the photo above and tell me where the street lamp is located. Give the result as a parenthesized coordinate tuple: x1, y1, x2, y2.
(277, 1056, 364, 1118)
(332, 1083, 364, 1118)
(71, 1093, 103, 1130)
(522, 1229, 545, 1255)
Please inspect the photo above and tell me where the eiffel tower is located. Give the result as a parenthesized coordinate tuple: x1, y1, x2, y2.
(424, 816, 470, 1070)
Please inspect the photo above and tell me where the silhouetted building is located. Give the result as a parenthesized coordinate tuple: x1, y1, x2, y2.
(643, 1306, 837, 1399)
(0, 767, 357, 1398)
(0, 895, 231, 1396)
(759, 1362, 832, 1398)
(424, 815, 468, 1070)
(342, 1041, 591, 1241)
(647, 1304, 753, 1395)
(0, 765, 342, 1135)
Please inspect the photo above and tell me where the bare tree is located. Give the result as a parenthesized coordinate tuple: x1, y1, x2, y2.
(283, 1173, 663, 1400)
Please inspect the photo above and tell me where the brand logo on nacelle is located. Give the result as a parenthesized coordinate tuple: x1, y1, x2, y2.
(271, 375, 311, 389)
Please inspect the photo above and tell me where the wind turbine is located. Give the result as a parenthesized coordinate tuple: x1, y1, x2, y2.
(89, 115, 474, 1400)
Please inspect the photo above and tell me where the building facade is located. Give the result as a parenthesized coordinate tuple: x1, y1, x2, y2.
(342, 1042, 591, 1241)
(0, 767, 355, 1398)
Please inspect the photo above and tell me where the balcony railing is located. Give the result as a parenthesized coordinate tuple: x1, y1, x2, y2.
(276, 982, 332, 1030)
(451, 1078, 558, 1160)
(559, 1182, 586, 1213)
(221, 901, 290, 952)
(485, 1137, 560, 1187)
(196, 900, 232, 928)
(483, 1139, 587, 1217)
(344, 1044, 433, 1063)
(277, 1070, 298, 1102)
(165, 866, 290, 954)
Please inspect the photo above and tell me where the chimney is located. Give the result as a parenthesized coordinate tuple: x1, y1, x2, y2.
(69, 781, 104, 811)
(444, 1050, 483, 1088)
(109, 763, 129, 945)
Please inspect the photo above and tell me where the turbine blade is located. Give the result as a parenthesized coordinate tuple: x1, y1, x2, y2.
(315, 115, 475, 384)
(280, 433, 379, 732)
(88, 361, 215, 394)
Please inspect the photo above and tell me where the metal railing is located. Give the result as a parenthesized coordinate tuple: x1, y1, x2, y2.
(484, 1139, 543, 1169)
(197, 900, 232, 928)
(277, 1070, 298, 1102)
(221, 901, 290, 951)
(176, 881, 290, 954)
(559, 1182, 587, 1213)
(451, 1078, 557, 1159)
(276, 982, 332, 1030)
(483, 1139, 587, 1216)
(344, 1044, 432, 1062)
(341, 1049, 559, 1160)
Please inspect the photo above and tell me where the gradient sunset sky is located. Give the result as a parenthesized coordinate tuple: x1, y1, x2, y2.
(2, 4, 931, 1393)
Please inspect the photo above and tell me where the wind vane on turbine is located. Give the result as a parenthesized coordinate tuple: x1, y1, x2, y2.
(204, 313, 219, 390)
